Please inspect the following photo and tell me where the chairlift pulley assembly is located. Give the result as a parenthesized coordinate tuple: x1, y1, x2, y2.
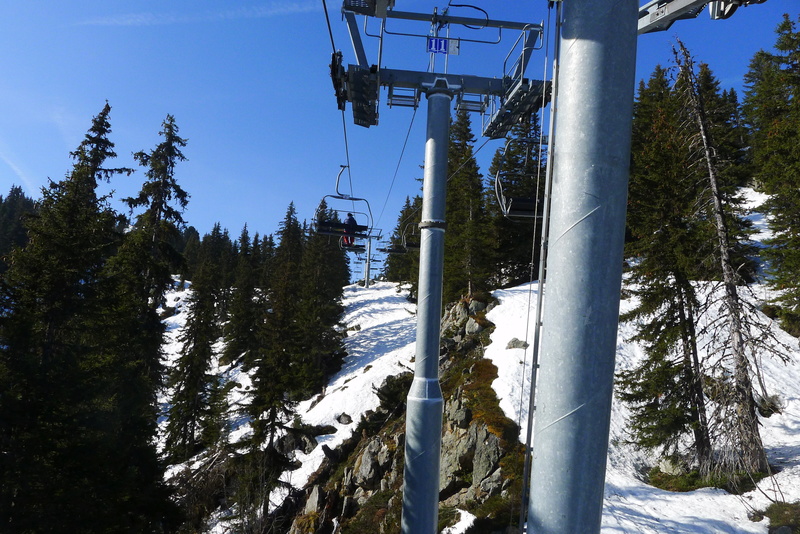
(330, 2, 551, 138)
(638, 0, 768, 34)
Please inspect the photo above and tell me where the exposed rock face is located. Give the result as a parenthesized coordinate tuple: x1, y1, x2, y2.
(303, 485, 324, 516)
(288, 294, 513, 534)
(466, 316, 484, 335)
(439, 415, 505, 506)
(353, 438, 392, 491)
(469, 299, 487, 315)
(278, 430, 318, 456)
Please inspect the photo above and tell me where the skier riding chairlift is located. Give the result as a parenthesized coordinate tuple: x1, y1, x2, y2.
(343, 213, 358, 246)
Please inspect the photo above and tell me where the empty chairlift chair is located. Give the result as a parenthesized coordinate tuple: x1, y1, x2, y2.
(493, 135, 546, 221)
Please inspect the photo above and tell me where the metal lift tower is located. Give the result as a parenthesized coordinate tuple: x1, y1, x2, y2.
(331, 1, 768, 533)
(527, 1, 769, 532)
(331, 3, 547, 533)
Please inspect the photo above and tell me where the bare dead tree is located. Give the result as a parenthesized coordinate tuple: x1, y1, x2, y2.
(674, 41, 770, 477)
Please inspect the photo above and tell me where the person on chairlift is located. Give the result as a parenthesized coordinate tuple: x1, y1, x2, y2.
(343, 213, 357, 246)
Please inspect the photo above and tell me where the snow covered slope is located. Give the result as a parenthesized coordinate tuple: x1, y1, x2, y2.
(161, 190, 800, 532)
(485, 281, 800, 533)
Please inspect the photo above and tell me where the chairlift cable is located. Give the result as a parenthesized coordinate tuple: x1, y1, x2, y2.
(512, 123, 546, 440)
(446, 1, 489, 30)
(322, 0, 361, 213)
(392, 134, 493, 235)
(321, 0, 337, 53)
(446, 136, 492, 184)
(376, 106, 418, 230)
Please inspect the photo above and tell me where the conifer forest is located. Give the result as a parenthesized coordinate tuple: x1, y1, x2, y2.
(1, 12, 800, 534)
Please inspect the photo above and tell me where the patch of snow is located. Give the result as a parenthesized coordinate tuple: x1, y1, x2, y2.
(281, 282, 416, 490)
(441, 509, 476, 534)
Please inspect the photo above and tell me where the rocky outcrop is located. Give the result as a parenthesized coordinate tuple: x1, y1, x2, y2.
(440, 392, 506, 505)
(288, 294, 517, 534)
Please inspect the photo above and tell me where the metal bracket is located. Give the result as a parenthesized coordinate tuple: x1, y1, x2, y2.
(638, 0, 768, 34)
(419, 220, 447, 230)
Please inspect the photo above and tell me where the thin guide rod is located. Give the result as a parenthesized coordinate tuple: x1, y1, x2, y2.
(364, 238, 372, 288)
(401, 86, 453, 534)
(518, 4, 563, 530)
(526, 0, 638, 532)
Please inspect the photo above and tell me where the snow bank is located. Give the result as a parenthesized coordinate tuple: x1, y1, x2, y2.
(485, 280, 800, 533)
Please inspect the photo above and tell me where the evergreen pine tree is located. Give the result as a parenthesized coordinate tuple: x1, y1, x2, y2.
(621, 65, 712, 466)
(163, 259, 220, 463)
(258, 233, 276, 289)
(200, 374, 231, 450)
(164, 225, 233, 464)
(232, 207, 302, 530)
(743, 13, 800, 330)
(181, 226, 201, 281)
(383, 195, 421, 298)
(0, 185, 37, 274)
(222, 225, 261, 367)
(197, 223, 236, 318)
(674, 42, 768, 476)
(0, 103, 181, 532)
(443, 109, 491, 302)
(296, 206, 349, 393)
(622, 49, 773, 479)
(246, 204, 301, 447)
(125, 114, 189, 301)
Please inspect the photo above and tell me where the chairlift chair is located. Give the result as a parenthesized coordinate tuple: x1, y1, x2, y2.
(402, 223, 420, 250)
(495, 172, 543, 220)
(377, 242, 407, 254)
(311, 166, 375, 250)
(343, 241, 367, 253)
(493, 137, 545, 221)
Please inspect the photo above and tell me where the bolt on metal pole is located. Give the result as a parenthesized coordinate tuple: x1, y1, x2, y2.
(526, 0, 638, 532)
(401, 81, 453, 534)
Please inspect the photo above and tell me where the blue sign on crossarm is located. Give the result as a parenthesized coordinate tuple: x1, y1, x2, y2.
(427, 37, 448, 54)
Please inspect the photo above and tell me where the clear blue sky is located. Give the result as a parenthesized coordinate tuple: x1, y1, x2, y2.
(0, 1, 793, 240)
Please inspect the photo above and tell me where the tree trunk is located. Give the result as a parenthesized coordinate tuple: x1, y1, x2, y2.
(677, 43, 768, 474)
(677, 282, 711, 468)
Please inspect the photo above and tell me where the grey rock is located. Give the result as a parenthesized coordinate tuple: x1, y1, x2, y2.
(469, 299, 487, 315)
(303, 485, 324, 515)
(452, 408, 472, 429)
(506, 337, 529, 350)
(473, 425, 502, 484)
(439, 426, 474, 491)
(321, 444, 339, 461)
(479, 468, 503, 497)
(453, 301, 469, 325)
(336, 412, 353, 425)
(353, 487, 370, 506)
(465, 317, 483, 335)
(341, 496, 356, 519)
(377, 442, 392, 469)
(278, 431, 317, 455)
(354, 439, 384, 490)
(342, 467, 354, 492)
(300, 434, 317, 454)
